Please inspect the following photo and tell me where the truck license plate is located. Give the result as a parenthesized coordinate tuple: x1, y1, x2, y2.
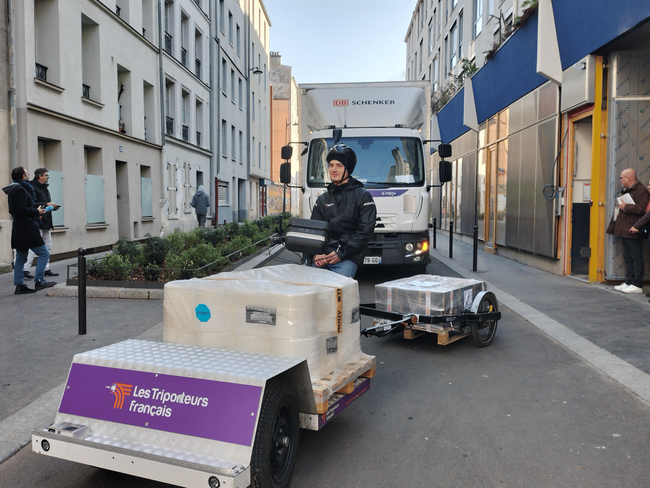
(363, 256, 382, 265)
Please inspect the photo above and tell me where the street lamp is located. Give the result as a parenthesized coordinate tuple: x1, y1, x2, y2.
(250, 66, 263, 75)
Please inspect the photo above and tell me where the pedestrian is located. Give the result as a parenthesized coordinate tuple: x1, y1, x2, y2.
(309, 143, 376, 278)
(23, 168, 60, 279)
(2, 167, 57, 294)
(190, 185, 210, 229)
(606, 168, 650, 294)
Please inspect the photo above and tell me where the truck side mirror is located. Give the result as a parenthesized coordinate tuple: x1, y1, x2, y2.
(438, 143, 452, 159)
(280, 162, 292, 184)
(439, 160, 452, 183)
(281, 145, 293, 160)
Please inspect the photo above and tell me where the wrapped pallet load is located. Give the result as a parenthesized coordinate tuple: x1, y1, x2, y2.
(163, 264, 367, 384)
(375, 274, 486, 316)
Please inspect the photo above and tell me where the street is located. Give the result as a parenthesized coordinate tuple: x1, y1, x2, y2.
(1, 256, 649, 488)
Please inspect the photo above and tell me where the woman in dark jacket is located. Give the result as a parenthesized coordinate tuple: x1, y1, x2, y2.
(2, 167, 54, 294)
(310, 144, 376, 278)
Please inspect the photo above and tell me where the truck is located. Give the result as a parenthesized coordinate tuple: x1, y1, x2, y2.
(284, 81, 451, 272)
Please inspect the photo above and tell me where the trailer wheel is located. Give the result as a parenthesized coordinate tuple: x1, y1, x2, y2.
(471, 293, 498, 347)
(251, 381, 299, 488)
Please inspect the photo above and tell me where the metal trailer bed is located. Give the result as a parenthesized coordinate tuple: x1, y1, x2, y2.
(360, 290, 501, 347)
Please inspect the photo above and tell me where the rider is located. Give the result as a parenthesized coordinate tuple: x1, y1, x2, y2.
(310, 143, 376, 278)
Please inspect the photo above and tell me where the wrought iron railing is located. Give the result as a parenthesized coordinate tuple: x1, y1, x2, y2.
(164, 32, 172, 55)
(181, 47, 187, 67)
(35, 63, 47, 82)
(195, 59, 201, 78)
(82, 84, 90, 99)
(182, 124, 189, 142)
(196, 131, 201, 146)
(165, 116, 174, 136)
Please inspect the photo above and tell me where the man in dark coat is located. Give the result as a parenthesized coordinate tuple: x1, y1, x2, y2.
(310, 143, 376, 278)
(2, 167, 57, 294)
(190, 185, 210, 229)
(606, 168, 650, 294)
(23, 168, 60, 278)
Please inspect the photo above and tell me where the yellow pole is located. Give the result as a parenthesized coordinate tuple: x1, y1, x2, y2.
(589, 56, 607, 283)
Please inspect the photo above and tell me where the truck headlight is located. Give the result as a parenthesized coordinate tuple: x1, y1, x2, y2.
(405, 243, 414, 252)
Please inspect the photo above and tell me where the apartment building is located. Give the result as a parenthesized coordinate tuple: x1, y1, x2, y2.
(161, 0, 212, 232)
(406, 0, 650, 284)
(213, 0, 271, 224)
(10, 0, 162, 256)
(269, 51, 300, 216)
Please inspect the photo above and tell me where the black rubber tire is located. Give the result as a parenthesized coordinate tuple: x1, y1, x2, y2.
(250, 381, 300, 488)
(471, 293, 498, 347)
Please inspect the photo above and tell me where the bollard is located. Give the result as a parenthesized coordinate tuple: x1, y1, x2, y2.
(433, 218, 437, 249)
(473, 224, 479, 272)
(78, 248, 87, 335)
(449, 220, 454, 259)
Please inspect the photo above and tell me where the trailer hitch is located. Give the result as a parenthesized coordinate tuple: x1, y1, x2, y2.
(361, 315, 418, 337)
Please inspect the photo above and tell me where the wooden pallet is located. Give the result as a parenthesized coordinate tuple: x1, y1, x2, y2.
(403, 324, 469, 345)
(311, 355, 376, 414)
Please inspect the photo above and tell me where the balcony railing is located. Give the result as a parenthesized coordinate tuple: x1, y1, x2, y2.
(165, 116, 174, 136)
(115, 5, 121, 17)
(82, 84, 90, 99)
(164, 32, 172, 55)
(181, 47, 187, 67)
(182, 124, 189, 142)
(195, 59, 201, 78)
(35, 63, 48, 82)
(196, 131, 201, 146)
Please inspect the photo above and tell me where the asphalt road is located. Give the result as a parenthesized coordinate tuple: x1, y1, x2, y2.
(1, 262, 649, 487)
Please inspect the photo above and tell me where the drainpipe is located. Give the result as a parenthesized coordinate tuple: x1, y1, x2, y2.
(158, 0, 167, 233)
(8, 0, 18, 169)
(210, 0, 217, 219)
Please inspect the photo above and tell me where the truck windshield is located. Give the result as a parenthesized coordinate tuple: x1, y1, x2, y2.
(307, 137, 424, 189)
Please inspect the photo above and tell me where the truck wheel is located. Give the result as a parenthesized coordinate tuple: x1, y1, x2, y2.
(251, 381, 299, 488)
(471, 293, 498, 347)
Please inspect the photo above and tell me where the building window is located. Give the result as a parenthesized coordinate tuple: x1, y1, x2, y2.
(239, 130, 243, 163)
(221, 119, 227, 157)
(450, 21, 458, 69)
(81, 14, 100, 102)
(473, 0, 482, 38)
(165, 79, 174, 136)
(231, 69, 235, 102)
(231, 125, 236, 160)
(218, 181, 229, 206)
(167, 162, 178, 215)
(228, 11, 233, 44)
(219, 0, 224, 32)
(34, 0, 61, 85)
(196, 99, 203, 146)
(141, 165, 153, 218)
(236, 24, 241, 56)
(222, 59, 227, 95)
(84, 146, 105, 224)
(183, 162, 191, 210)
(181, 90, 189, 141)
(238, 78, 243, 108)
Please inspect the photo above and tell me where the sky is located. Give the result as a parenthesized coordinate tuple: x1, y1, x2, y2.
(263, 0, 416, 84)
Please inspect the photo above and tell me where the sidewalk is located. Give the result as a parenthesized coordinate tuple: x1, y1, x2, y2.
(429, 234, 650, 405)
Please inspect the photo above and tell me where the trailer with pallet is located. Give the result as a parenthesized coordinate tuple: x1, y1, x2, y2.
(360, 275, 501, 348)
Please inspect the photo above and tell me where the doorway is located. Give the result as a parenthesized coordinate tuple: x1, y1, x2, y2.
(568, 115, 593, 277)
(115, 160, 130, 239)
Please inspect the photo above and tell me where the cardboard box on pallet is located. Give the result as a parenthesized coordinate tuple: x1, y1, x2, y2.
(375, 275, 486, 316)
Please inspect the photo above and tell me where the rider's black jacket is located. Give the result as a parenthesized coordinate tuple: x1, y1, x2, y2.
(310, 177, 376, 266)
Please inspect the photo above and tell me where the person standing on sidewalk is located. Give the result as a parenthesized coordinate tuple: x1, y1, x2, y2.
(23, 168, 60, 279)
(190, 185, 210, 229)
(2, 167, 57, 294)
(606, 168, 650, 294)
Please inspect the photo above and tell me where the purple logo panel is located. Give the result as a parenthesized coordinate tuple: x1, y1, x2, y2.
(58, 363, 262, 446)
(367, 189, 408, 198)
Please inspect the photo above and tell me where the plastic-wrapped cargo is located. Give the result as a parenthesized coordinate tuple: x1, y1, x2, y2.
(164, 265, 367, 384)
(375, 274, 486, 316)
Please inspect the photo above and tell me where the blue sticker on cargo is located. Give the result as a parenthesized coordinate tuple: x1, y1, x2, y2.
(195, 304, 211, 322)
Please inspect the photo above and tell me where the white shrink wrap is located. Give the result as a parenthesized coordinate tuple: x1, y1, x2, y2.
(197, 264, 371, 385)
(375, 274, 486, 316)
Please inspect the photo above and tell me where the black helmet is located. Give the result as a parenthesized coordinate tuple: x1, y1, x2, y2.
(326, 143, 357, 176)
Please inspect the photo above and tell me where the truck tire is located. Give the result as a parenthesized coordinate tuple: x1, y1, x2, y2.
(251, 381, 299, 488)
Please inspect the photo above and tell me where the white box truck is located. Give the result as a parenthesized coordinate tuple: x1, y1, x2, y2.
(282, 81, 451, 272)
